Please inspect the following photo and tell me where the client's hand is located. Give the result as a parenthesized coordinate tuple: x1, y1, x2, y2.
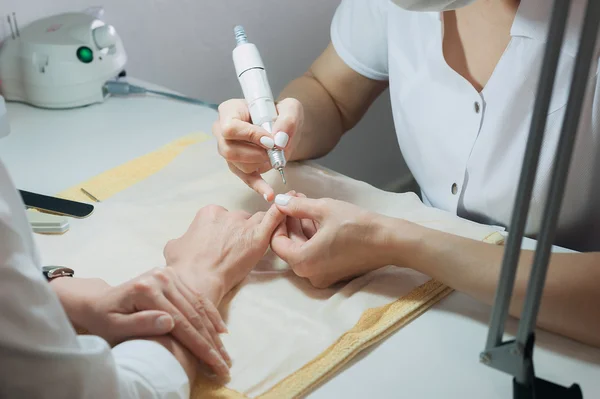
(52, 270, 231, 378)
(164, 204, 285, 305)
(271, 193, 397, 288)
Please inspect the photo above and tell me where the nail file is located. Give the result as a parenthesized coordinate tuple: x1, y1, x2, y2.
(26, 210, 70, 234)
(19, 190, 94, 218)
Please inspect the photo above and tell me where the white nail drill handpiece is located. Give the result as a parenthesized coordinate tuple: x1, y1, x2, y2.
(232, 26, 286, 184)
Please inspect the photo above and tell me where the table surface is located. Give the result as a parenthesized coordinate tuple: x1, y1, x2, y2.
(1, 81, 599, 399)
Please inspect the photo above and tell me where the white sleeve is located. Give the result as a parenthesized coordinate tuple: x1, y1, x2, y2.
(330, 0, 389, 81)
(0, 163, 190, 399)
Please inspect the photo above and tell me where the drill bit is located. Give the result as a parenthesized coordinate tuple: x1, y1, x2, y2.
(278, 169, 287, 184)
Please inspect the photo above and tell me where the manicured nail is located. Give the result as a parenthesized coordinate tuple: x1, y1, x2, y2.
(156, 315, 173, 330)
(212, 353, 230, 375)
(221, 347, 232, 366)
(219, 320, 229, 333)
(263, 194, 269, 202)
(274, 132, 289, 148)
(209, 349, 220, 361)
(260, 136, 274, 149)
(209, 349, 228, 371)
(275, 194, 291, 206)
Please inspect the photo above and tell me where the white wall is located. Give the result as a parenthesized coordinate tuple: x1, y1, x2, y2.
(0, 0, 411, 190)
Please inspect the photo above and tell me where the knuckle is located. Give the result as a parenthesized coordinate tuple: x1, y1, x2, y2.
(132, 279, 155, 296)
(171, 312, 184, 328)
(190, 297, 206, 314)
(289, 98, 303, 111)
(277, 115, 296, 130)
(216, 141, 226, 157)
(246, 128, 260, 144)
(219, 143, 235, 159)
(227, 161, 240, 174)
(211, 121, 221, 136)
(200, 204, 226, 220)
(163, 239, 177, 259)
(217, 100, 234, 114)
(221, 122, 235, 139)
(237, 163, 258, 174)
(291, 260, 311, 278)
(151, 267, 171, 284)
(310, 276, 331, 289)
(233, 210, 251, 219)
(257, 162, 272, 174)
(206, 204, 224, 213)
(187, 312, 204, 328)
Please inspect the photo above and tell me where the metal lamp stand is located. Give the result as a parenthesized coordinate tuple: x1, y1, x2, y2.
(480, 0, 599, 397)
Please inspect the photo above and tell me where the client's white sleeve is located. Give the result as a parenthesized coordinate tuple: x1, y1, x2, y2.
(0, 161, 189, 399)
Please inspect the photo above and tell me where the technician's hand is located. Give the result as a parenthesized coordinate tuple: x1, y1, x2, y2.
(164, 203, 286, 304)
(271, 194, 395, 288)
(212, 98, 304, 201)
(51, 272, 231, 377)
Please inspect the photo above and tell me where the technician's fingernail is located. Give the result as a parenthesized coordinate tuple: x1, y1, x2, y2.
(275, 194, 291, 206)
(156, 315, 173, 330)
(260, 136, 275, 149)
(274, 132, 289, 148)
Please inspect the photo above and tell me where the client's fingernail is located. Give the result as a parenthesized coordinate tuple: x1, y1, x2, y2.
(260, 136, 275, 149)
(209, 349, 221, 360)
(219, 320, 229, 333)
(221, 347, 232, 366)
(209, 349, 228, 371)
(156, 315, 173, 330)
(210, 349, 230, 375)
(263, 193, 269, 202)
(275, 194, 291, 206)
(274, 132, 289, 148)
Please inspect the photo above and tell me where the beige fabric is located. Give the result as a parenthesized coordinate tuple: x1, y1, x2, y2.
(34, 137, 504, 398)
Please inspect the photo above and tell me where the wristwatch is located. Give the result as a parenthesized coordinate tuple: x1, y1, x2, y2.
(42, 266, 75, 281)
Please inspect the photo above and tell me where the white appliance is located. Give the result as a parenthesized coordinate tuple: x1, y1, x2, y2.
(0, 95, 8, 138)
(0, 12, 127, 109)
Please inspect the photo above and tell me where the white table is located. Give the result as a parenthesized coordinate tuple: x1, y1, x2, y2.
(1, 81, 599, 399)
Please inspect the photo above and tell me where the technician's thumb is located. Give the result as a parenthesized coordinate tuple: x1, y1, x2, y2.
(116, 311, 174, 338)
(272, 98, 303, 150)
(274, 194, 324, 221)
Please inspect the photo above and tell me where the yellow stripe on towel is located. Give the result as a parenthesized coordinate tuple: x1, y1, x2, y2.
(58, 133, 210, 202)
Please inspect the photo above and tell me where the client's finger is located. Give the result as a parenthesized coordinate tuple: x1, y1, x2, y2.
(297, 193, 318, 238)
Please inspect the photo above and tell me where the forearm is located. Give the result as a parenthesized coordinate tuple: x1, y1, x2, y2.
(278, 73, 345, 161)
(384, 219, 600, 346)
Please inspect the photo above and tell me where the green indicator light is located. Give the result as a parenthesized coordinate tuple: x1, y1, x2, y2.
(76, 46, 94, 63)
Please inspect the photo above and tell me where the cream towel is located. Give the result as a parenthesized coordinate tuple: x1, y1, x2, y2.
(34, 135, 503, 398)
